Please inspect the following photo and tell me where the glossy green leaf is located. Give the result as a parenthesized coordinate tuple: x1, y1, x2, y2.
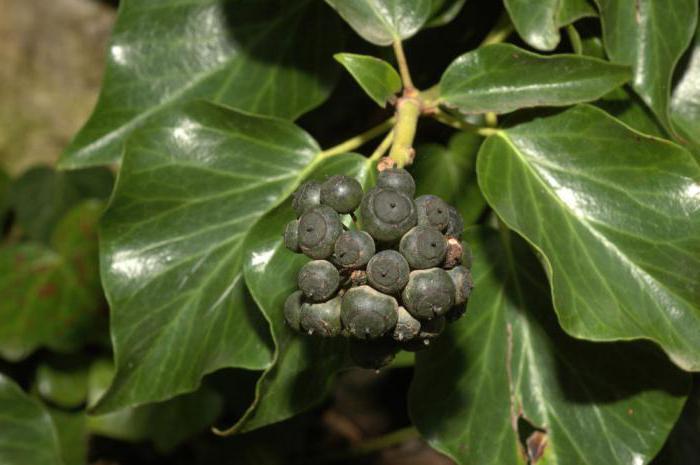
(8, 167, 112, 243)
(96, 101, 336, 414)
(228, 154, 376, 434)
(0, 243, 101, 361)
(325, 0, 431, 46)
(59, 0, 344, 169)
(410, 228, 689, 465)
(36, 363, 89, 409)
(504, 0, 596, 51)
(595, 0, 698, 130)
(0, 374, 64, 465)
(411, 132, 486, 225)
(87, 359, 223, 452)
(439, 44, 630, 114)
(477, 105, 700, 371)
(48, 410, 87, 465)
(334, 53, 401, 107)
(671, 24, 700, 154)
(425, 0, 467, 27)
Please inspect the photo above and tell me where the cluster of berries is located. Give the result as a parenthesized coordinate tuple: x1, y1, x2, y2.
(283, 168, 472, 369)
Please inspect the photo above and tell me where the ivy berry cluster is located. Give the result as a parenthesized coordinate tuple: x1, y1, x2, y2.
(283, 168, 473, 369)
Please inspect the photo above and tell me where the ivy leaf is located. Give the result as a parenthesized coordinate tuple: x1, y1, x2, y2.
(652, 378, 700, 464)
(223, 154, 375, 434)
(86, 359, 223, 452)
(477, 104, 700, 371)
(439, 44, 630, 115)
(594, 0, 698, 131)
(95, 100, 335, 414)
(334, 53, 402, 107)
(411, 132, 486, 225)
(325, 0, 431, 46)
(504, 0, 596, 51)
(671, 24, 700, 154)
(425, 0, 467, 28)
(0, 200, 105, 361)
(0, 374, 64, 465)
(59, 0, 344, 169)
(47, 410, 87, 465)
(410, 228, 689, 465)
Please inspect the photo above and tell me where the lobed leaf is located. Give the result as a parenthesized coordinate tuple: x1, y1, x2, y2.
(60, 0, 345, 169)
(96, 100, 328, 414)
(439, 44, 630, 114)
(410, 228, 689, 465)
(477, 104, 700, 371)
(334, 53, 402, 107)
(595, 0, 698, 131)
(325, 0, 431, 46)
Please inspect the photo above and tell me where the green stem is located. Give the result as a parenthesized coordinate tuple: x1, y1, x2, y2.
(393, 40, 415, 91)
(481, 10, 515, 46)
(369, 130, 394, 161)
(388, 96, 421, 167)
(433, 109, 500, 137)
(320, 118, 395, 158)
(566, 24, 582, 55)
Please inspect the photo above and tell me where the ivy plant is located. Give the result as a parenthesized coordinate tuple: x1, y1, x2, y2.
(2, 0, 700, 464)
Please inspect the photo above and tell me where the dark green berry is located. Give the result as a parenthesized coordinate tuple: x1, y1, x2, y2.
(445, 206, 464, 239)
(284, 219, 301, 253)
(376, 168, 416, 197)
(283, 290, 304, 331)
(349, 338, 398, 370)
(399, 226, 448, 269)
(418, 316, 445, 341)
(393, 306, 420, 341)
(297, 260, 340, 302)
(321, 175, 363, 213)
(366, 250, 410, 294)
(292, 181, 321, 216)
(415, 195, 450, 231)
(402, 268, 455, 320)
(448, 265, 473, 305)
(360, 187, 417, 242)
(300, 296, 342, 337)
(298, 205, 343, 259)
(445, 304, 466, 323)
(341, 285, 398, 339)
(332, 231, 375, 269)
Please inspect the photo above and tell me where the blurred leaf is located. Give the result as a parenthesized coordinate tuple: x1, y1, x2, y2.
(504, 0, 595, 51)
(231, 154, 376, 434)
(411, 132, 486, 224)
(440, 44, 630, 114)
(8, 167, 112, 243)
(86, 359, 222, 452)
(425, 0, 467, 27)
(410, 228, 689, 465)
(0, 374, 64, 465)
(36, 363, 89, 409)
(671, 23, 700, 155)
(477, 104, 700, 371)
(96, 100, 339, 414)
(48, 410, 87, 465)
(60, 0, 345, 169)
(335, 53, 402, 107)
(595, 0, 698, 130)
(0, 169, 9, 225)
(652, 377, 700, 464)
(325, 0, 431, 46)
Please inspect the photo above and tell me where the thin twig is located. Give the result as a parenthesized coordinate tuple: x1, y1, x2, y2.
(393, 40, 415, 91)
(320, 118, 395, 158)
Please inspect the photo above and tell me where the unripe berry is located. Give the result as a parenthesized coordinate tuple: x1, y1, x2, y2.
(297, 260, 340, 302)
(292, 181, 321, 216)
(415, 195, 450, 231)
(349, 338, 398, 369)
(376, 168, 416, 197)
(284, 219, 301, 253)
(283, 290, 304, 331)
(341, 286, 398, 339)
(300, 296, 342, 337)
(448, 265, 473, 305)
(332, 230, 375, 269)
(298, 205, 343, 259)
(402, 268, 455, 320)
(321, 175, 363, 213)
(399, 225, 448, 269)
(360, 187, 417, 242)
(393, 306, 420, 341)
(366, 250, 410, 294)
(445, 205, 464, 239)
